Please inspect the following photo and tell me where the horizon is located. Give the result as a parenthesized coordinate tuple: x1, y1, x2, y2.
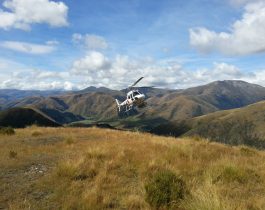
(1, 0, 265, 90)
(0, 79, 263, 92)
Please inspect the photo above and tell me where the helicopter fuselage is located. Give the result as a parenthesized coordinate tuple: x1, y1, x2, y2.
(116, 89, 146, 112)
(115, 77, 148, 113)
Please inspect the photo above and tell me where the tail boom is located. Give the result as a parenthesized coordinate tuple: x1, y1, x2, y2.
(115, 99, 121, 112)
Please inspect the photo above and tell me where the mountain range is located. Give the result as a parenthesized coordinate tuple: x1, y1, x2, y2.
(1, 80, 265, 148)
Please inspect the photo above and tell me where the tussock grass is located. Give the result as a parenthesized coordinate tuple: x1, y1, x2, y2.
(145, 170, 187, 208)
(64, 136, 75, 145)
(0, 126, 15, 135)
(0, 127, 265, 209)
(8, 150, 17, 159)
(31, 130, 43, 137)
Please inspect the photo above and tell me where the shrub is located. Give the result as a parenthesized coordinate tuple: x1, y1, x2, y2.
(56, 161, 97, 181)
(191, 135, 204, 142)
(0, 127, 15, 135)
(64, 136, 74, 145)
(56, 162, 78, 179)
(240, 146, 256, 156)
(145, 170, 187, 208)
(31, 131, 43, 137)
(182, 183, 227, 210)
(9, 150, 17, 159)
(213, 165, 260, 184)
(219, 166, 246, 183)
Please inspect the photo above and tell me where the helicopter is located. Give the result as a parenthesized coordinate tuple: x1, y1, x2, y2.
(115, 77, 147, 113)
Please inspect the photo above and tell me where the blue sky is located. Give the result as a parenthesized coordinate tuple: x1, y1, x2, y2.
(0, 0, 265, 90)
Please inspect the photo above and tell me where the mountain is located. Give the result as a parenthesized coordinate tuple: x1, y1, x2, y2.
(0, 107, 61, 128)
(1, 80, 265, 127)
(1, 87, 171, 123)
(74, 86, 121, 95)
(144, 80, 265, 121)
(180, 80, 265, 109)
(0, 89, 65, 107)
(3, 92, 121, 121)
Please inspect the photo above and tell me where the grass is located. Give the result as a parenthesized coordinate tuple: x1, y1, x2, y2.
(0, 127, 265, 209)
(0, 126, 15, 135)
(145, 170, 187, 208)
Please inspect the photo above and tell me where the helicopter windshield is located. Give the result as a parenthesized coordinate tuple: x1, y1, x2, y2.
(133, 91, 140, 96)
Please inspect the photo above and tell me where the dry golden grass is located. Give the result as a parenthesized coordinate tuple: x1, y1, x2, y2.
(0, 127, 265, 209)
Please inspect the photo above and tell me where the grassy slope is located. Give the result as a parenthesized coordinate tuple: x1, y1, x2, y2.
(190, 100, 265, 137)
(1, 127, 265, 210)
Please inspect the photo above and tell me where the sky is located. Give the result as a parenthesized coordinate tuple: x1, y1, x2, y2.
(0, 0, 265, 90)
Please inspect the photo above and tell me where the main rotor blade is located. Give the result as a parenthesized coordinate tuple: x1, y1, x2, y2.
(130, 77, 144, 87)
(137, 86, 155, 88)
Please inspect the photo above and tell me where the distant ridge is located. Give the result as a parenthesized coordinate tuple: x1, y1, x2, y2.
(0, 89, 65, 107)
(1, 80, 265, 125)
(145, 80, 265, 121)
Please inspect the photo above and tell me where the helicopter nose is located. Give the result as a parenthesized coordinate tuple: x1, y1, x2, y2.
(140, 94, 145, 99)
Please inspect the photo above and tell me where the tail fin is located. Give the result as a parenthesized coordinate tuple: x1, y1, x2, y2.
(115, 99, 121, 112)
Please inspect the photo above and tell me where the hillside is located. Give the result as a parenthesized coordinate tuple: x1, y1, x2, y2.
(0, 107, 61, 128)
(151, 100, 265, 149)
(191, 100, 265, 134)
(145, 80, 265, 121)
(0, 127, 264, 209)
(186, 100, 265, 148)
(1, 88, 168, 122)
(181, 80, 265, 109)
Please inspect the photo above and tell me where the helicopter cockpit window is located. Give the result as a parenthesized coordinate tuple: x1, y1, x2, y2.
(133, 91, 139, 96)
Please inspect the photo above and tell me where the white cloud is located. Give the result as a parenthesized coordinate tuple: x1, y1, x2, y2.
(0, 55, 265, 90)
(72, 33, 83, 43)
(0, 58, 76, 90)
(0, 0, 68, 30)
(0, 41, 56, 54)
(229, 0, 265, 7)
(46, 40, 59, 46)
(1, 71, 75, 90)
(190, 1, 265, 55)
(70, 52, 263, 89)
(72, 33, 108, 50)
(71, 51, 111, 74)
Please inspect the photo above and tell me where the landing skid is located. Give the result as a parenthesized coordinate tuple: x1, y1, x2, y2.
(117, 106, 138, 118)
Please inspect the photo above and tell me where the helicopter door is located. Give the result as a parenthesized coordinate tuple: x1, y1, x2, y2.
(132, 91, 139, 100)
(129, 94, 133, 102)
(132, 93, 136, 101)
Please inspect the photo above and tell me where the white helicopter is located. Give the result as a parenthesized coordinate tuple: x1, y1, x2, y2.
(115, 77, 147, 113)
